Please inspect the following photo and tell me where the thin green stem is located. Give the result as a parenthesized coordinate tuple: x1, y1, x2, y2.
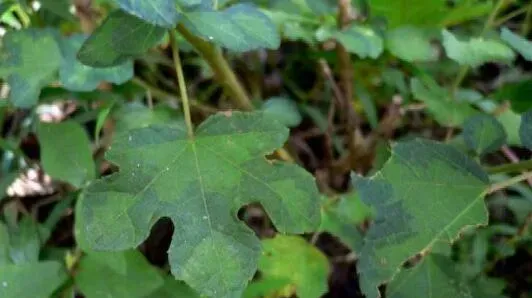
(452, 0, 509, 94)
(213, 0, 218, 9)
(176, 24, 254, 111)
(486, 171, 532, 194)
(170, 31, 194, 138)
(522, 0, 532, 35)
(485, 159, 532, 174)
(494, 5, 529, 27)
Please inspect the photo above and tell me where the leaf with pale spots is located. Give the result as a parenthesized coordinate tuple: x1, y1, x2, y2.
(354, 139, 490, 298)
(75, 111, 320, 298)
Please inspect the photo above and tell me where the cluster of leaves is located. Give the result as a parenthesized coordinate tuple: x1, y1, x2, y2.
(0, 0, 532, 298)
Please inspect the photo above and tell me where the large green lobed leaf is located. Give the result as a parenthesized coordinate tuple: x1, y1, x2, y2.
(354, 139, 490, 298)
(76, 111, 320, 298)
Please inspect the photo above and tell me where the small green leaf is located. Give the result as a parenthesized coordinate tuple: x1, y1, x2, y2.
(496, 109, 522, 146)
(77, 10, 166, 67)
(183, 4, 280, 52)
(442, 30, 515, 67)
(59, 34, 133, 91)
(319, 25, 383, 59)
(354, 139, 490, 298)
(245, 235, 330, 298)
(0, 261, 68, 298)
(463, 114, 507, 155)
(411, 78, 477, 127)
(520, 110, 532, 150)
(501, 27, 532, 61)
(76, 111, 320, 297)
(386, 26, 437, 62)
(76, 250, 164, 298)
(38, 121, 95, 188)
(319, 193, 373, 252)
(262, 97, 302, 127)
(0, 29, 61, 107)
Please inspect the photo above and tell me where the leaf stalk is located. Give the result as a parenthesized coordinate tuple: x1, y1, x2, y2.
(170, 31, 194, 138)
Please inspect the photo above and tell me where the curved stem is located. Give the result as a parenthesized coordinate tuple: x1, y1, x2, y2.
(452, 0, 509, 94)
(176, 24, 254, 111)
(486, 172, 532, 194)
(485, 159, 532, 174)
(170, 31, 194, 138)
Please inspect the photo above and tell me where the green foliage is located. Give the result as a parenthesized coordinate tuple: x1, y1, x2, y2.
(319, 193, 373, 251)
(77, 10, 166, 67)
(0, 29, 61, 107)
(501, 27, 532, 61)
(37, 121, 95, 188)
(385, 26, 437, 62)
(183, 4, 280, 52)
(442, 30, 516, 67)
(59, 34, 133, 91)
(76, 111, 320, 297)
(520, 110, 532, 150)
(76, 250, 198, 298)
(1, 0, 532, 297)
(354, 139, 490, 298)
(245, 235, 330, 298)
(463, 114, 507, 155)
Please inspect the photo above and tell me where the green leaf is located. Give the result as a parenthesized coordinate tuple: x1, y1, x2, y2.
(387, 244, 506, 298)
(410, 78, 477, 127)
(442, 30, 515, 67)
(354, 139, 490, 298)
(76, 250, 164, 298)
(261, 97, 302, 128)
(0, 261, 68, 298)
(318, 25, 383, 58)
(496, 109, 522, 146)
(368, 0, 491, 28)
(244, 235, 330, 298)
(183, 4, 280, 52)
(114, 103, 185, 133)
(77, 10, 166, 67)
(520, 110, 532, 150)
(114, 0, 203, 28)
(146, 276, 200, 298)
(76, 111, 320, 297)
(463, 114, 507, 155)
(0, 29, 61, 107)
(319, 193, 373, 251)
(5, 217, 41, 265)
(59, 34, 133, 91)
(37, 121, 95, 188)
(501, 27, 532, 61)
(494, 79, 532, 113)
(386, 26, 437, 62)
(41, 0, 75, 20)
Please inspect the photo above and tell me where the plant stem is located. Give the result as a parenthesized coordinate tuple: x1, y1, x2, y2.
(522, 0, 532, 35)
(176, 24, 254, 111)
(451, 0, 509, 94)
(485, 159, 532, 174)
(494, 5, 529, 27)
(170, 31, 194, 138)
(486, 171, 532, 194)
